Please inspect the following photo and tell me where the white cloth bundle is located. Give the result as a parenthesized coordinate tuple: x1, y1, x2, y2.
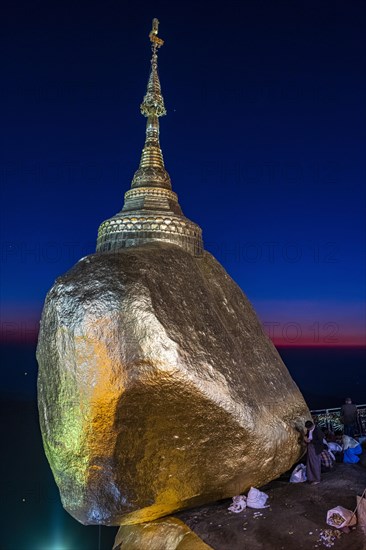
(327, 442, 342, 453)
(228, 495, 247, 513)
(246, 487, 269, 509)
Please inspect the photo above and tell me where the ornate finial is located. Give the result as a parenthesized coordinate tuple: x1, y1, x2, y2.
(141, 18, 166, 118)
(149, 18, 164, 48)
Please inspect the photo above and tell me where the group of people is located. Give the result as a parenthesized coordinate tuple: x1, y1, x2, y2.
(303, 397, 361, 485)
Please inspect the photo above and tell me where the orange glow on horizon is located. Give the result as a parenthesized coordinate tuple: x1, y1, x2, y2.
(1, 321, 365, 348)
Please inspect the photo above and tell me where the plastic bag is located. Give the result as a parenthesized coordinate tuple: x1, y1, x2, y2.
(342, 436, 360, 450)
(228, 495, 247, 513)
(247, 487, 269, 509)
(344, 444, 362, 464)
(290, 463, 307, 483)
(327, 442, 342, 453)
(326, 506, 357, 528)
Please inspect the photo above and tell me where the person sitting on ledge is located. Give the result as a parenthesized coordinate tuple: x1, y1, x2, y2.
(320, 447, 335, 472)
(304, 420, 325, 485)
(323, 427, 337, 443)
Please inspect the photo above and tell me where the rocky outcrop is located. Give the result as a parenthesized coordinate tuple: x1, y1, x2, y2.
(113, 517, 213, 550)
(37, 243, 309, 526)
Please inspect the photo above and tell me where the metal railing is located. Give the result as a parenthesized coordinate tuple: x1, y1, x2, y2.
(310, 404, 366, 435)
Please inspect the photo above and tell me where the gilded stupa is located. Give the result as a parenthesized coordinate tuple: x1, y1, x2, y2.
(37, 18, 310, 536)
(96, 19, 203, 256)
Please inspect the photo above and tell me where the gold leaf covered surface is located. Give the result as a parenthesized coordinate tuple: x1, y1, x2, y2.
(37, 243, 309, 526)
(113, 516, 213, 550)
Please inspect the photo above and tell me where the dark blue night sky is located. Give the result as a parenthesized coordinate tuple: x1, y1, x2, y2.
(1, 0, 365, 346)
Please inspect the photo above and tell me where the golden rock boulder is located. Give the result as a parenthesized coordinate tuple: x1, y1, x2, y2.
(113, 517, 213, 550)
(37, 243, 309, 526)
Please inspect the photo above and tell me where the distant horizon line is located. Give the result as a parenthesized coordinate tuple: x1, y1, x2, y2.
(0, 334, 364, 349)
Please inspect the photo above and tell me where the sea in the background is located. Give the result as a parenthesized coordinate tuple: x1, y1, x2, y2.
(1, 343, 365, 550)
(278, 346, 365, 410)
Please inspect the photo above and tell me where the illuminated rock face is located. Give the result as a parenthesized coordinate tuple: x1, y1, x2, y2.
(113, 517, 213, 549)
(37, 243, 309, 526)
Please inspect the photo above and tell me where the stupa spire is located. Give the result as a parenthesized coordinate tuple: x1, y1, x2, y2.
(96, 19, 203, 256)
(132, 18, 171, 190)
(141, 18, 166, 118)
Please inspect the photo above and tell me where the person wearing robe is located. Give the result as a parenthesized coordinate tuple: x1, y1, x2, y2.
(304, 420, 325, 484)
